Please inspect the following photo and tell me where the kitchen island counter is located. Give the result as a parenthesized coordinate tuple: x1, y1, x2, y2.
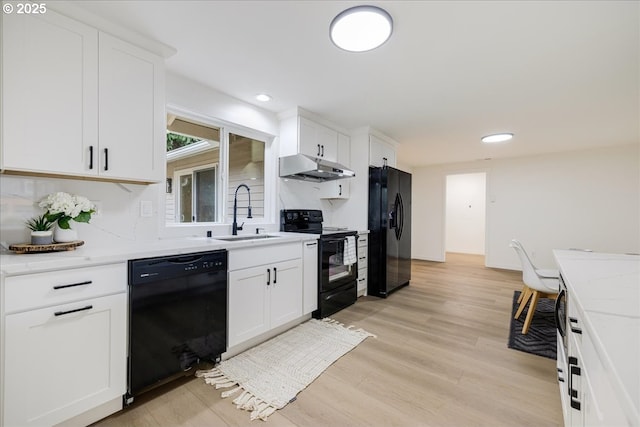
(554, 249, 640, 426)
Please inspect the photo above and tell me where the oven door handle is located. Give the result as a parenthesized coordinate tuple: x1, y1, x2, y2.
(323, 238, 347, 245)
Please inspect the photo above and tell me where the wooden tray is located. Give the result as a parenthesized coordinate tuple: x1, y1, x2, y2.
(9, 241, 85, 254)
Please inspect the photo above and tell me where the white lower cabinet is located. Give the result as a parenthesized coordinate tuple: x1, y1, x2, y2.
(302, 239, 319, 314)
(357, 232, 369, 297)
(228, 244, 303, 348)
(562, 297, 633, 427)
(2, 263, 127, 427)
(269, 259, 304, 327)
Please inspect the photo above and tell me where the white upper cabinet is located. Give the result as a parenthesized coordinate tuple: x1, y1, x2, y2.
(320, 132, 351, 199)
(369, 134, 397, 168)
(280, 115, 338, 162)
(1, 9, 98, 176)
(98, 33, 165, 182)
(1, 9, 165, 183)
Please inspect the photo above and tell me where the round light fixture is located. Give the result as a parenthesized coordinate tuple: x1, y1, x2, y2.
(255, 93, 271, 102)
(330, 5, 393, 52)
(481, 133, 514, 143)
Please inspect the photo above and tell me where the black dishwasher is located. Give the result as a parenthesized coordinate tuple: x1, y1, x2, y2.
(126, 250, 227, 402)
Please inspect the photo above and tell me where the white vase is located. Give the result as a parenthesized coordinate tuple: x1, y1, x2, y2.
(54, 226, 78, 243)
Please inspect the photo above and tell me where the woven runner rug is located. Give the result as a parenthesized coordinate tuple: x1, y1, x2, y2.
(196, 318, 375, 421)
(507, 290, 557, 359)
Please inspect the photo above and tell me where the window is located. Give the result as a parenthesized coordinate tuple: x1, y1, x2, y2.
(173, 165, 217, 222)
(227, 133, 265, 219)
(165, 113, 267, 225)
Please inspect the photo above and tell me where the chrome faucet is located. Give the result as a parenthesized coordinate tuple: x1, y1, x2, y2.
(232, 184, 252, 235)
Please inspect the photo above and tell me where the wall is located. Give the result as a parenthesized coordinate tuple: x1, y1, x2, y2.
(412, 144, 640, 270)
(445, 172, 486, 254)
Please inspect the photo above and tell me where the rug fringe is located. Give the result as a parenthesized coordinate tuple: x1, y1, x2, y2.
(221, 386, 242, 398)
(195, 368, 240, 389)
(230, 390, 277, 421)
(322, 317, 378, 339)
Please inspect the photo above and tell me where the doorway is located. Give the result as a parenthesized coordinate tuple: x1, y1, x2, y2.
(445, 172, 486, 255)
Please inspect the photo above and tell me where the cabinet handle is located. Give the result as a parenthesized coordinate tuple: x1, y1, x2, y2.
(273, 267, 277, 284)
(267, 268, 271, 286)
(570, 365, 581, 410)
(53, 280, 92, 290)
(568, 356, 581, 411)
(89, 146, 94, 170)
(54, 305, 93, 317)
(305, 242, 317, 247)
(339, 184, 342, 196)
(317, 144, 321, 156)
(321, 145, 324, 157)
(568, 317, 582, 334)
(104, 148, 109, 171)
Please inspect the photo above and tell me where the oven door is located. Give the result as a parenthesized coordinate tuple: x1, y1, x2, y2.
(320, 235, 358, 292)
(555, 274, 568, 353)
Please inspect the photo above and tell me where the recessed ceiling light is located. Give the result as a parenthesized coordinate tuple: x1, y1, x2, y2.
(330, 5, 393, 52)
(255, 94, 271, 102)
(481, 133, 514, 143)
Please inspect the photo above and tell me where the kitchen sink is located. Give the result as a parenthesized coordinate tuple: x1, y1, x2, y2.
(214, 235, 280, 242)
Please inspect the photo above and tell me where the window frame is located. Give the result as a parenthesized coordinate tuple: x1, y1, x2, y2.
(173, 164, 218, 223)
(163, 104, 275, 232)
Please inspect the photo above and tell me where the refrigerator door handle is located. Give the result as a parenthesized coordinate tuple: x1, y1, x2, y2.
(397, 193, 404, 240)
(393, 193, 404, 240)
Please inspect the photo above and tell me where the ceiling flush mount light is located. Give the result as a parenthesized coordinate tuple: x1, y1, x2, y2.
(330, 5, 393, 52)
(481, 133, 514, 143)
(255, 93, 271, 102)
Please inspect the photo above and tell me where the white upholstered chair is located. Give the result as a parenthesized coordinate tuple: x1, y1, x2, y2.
(510, 241, 559, 334)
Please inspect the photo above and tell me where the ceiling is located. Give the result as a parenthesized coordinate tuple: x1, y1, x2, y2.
(72, 0, 639, 167)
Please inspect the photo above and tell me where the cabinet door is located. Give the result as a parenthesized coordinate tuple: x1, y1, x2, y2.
(298, 117, 338, 161)
(302, 240, 319, 314)
(228, 266, 270, 347)
(319, 180, 350, 199)
(369, 135, 396, 168)
(3, 293, 126, 427)
(1, 9, 98, 175)
(270, 259, 303, 329)
(98, 33, 164, 182)
(319, 132, 350, 199)
(317, 125, 338, 161)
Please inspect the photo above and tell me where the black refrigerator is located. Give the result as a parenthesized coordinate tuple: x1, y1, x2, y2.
(368, 166, 412, 298)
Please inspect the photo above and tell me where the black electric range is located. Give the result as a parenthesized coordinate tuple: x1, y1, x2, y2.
(280, 209, 358, 318)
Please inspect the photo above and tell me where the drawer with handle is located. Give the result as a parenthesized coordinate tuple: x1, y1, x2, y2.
(4, 263, 126, 314)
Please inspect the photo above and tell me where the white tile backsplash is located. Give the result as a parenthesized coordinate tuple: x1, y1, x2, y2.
(0, 175, 160, 249)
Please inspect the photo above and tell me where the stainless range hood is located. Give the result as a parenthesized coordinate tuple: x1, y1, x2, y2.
(279, 154, 355, 182)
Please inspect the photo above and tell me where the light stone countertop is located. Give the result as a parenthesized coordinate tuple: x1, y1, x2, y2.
(0, 232, 317, 276)
(553, 249, 640, 425)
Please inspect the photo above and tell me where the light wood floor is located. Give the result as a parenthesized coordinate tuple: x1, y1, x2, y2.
(94, 253, 563, 427)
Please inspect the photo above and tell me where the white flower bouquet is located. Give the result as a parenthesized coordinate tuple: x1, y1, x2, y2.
(39, 192, 95, 229)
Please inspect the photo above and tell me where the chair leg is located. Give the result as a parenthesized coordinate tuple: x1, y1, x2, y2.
(517, 285, 527, 303)
(522, 291, 541, 335)
(514, 287, 532, 319)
